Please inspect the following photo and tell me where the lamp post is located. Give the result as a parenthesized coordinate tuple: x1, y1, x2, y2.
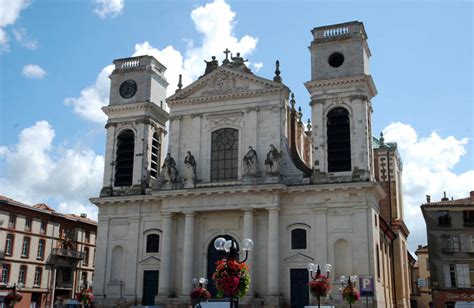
(213, 237, 254, 308)
(307, 263, 332, 308)
(340, 275, 358, 308)
(5, 283, 23, 307)
(191, 277, 209, 308)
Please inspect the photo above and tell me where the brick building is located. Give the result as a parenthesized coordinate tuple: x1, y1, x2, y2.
(421, 191, 474, 308)
(0, 196, 97, 308)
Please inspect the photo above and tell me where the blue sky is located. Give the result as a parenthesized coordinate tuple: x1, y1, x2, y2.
(0, 0, 472, 251)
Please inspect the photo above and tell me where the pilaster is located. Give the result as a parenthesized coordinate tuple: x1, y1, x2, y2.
(157, 213, 173, 300)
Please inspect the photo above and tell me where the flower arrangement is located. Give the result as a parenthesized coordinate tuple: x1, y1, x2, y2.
(212, 259, 250, 298)
(190, 287, 211, 305)
(342, 285, 360, 305)
(4, 290, 23, 307)
(308, 275, 331, 298)
(76, 287, 94, 306)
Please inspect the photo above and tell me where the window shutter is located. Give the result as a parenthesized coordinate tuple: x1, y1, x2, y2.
(456, 264, 470, 288)
(444, 264, 452, 287)
(467, 235, 474, 253)
(460, 234, 468, 252)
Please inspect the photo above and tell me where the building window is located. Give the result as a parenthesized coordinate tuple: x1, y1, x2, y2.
(114, 130, 135, 186)
(327, 107, 351, 172)
(291, 228, 307, 250)
(376, 244, 381, 279)
(211, 128, 238, 181)
(8, 214, 16, 229)
(150, 132, 161, 179)
(146, 234, 160, 253)
(426, 258, 430, 271)
(5, 234, 14, 256)
(40, 220, 47, 234)
(81, 272, 88, 288)
(438, 211, 451, 226)
(470, 265, 474, 287)
(83, 247, 90, 266)
(37, 239, 45, 260)
(93, 249, 96, 267)
(463, 211, 474, 226)
(444, 264, 471, 288)
(374, 214, 378, 227)
(467, 235, 474, 253)
(18, 265, 27, 285)
(21, 237, 31, 258)
(85, 230, 90, 243)
(25, 217, 32, 231)
(445, 302, 455, 308)
(1, 264, 10, 284)
(34, 267, 42, 286)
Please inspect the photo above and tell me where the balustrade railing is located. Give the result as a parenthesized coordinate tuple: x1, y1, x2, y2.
(323, 27, 349, 37)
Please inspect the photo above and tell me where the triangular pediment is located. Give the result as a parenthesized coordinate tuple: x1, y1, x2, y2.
(139, 255, 161, 265)
(284, 252, 314, 263)
(167, 66, 287, 104)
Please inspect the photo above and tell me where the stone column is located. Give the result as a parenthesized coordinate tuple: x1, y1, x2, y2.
(242, 209, 254, 294)
(158, 213, 173, 298)
(181, 212, 195, 296)
(267, 208, 280, 295)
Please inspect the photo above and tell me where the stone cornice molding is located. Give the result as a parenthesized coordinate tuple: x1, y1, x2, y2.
(102, 101, 169, 124)
(305, 74, 377, 98)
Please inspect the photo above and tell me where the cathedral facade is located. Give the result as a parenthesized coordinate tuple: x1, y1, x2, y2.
(91, 21, 409, 307)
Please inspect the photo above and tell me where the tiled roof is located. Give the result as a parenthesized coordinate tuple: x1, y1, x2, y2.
(422, 192, 474, 207)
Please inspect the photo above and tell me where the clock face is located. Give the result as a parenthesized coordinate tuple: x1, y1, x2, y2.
(119, 80, 137, 99)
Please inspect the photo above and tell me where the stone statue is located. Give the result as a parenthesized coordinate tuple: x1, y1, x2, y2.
(184, 151, 196, 182)
(161, 153, 178, 183)
(243, 146, 258, 176)
(204, 56, 219, 75)
(265, 144, 281, 174)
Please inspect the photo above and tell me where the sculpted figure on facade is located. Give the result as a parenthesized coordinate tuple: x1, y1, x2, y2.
(243, 146, 258, 177)
(265, 144, 281, 174)
(161, 153, 178, 183)
(183, 151, 197, 182)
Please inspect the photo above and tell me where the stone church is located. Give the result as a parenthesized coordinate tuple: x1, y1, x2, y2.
(91, 21, 411, 307)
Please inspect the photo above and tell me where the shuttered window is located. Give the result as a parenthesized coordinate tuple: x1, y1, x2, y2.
(150, 132, 161, 179)
(115, 130, 135, 186)
(327, 108, 351, 172)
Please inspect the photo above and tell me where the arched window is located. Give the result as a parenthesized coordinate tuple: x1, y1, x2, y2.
(150, 132, 161, 179)
(110, 246, 124, 282)
(115, 130, 135, 186)
(146, 234, 160, 253)
(291, 228, 307, 249)
(211, 128, 238, 181)
(327, 107, 351, 172)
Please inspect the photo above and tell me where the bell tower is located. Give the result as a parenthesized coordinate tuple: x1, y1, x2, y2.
(305, 21, 377, 182)
(100, 55, 169, 196)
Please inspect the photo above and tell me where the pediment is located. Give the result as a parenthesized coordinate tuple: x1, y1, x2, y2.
(139, 255, 161, 265)
(284, 252, 314, 263)
(167, 66, 287, 104)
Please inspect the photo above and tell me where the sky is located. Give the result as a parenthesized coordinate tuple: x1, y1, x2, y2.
(0, 0, 472, 252)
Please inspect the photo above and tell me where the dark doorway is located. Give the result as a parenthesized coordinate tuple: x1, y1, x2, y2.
(290, 269, 309, 308)
(31, 293, 41, 308)
(142, 270, 159, 305)
(207, 235, 239, 297)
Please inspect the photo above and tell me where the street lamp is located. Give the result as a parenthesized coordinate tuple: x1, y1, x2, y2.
(307, 263, 332, 308)
(213, 237, 254, 308)
(191, 277, 209, 308)
(340, 275, 359, 308)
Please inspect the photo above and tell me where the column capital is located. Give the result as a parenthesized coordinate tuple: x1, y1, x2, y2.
(242, 208, 255, 213)
(266, 207, 280, 213)
(183, 210, 195, 216)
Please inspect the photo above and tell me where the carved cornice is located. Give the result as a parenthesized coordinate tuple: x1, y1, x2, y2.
(350, 94, 368, 102)
(304, 74, 377, 98)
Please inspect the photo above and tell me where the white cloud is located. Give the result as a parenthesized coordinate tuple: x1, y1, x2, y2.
(252, 62, 263, 72)
(12, 27, 37, 49)
(383, 122, 474, 251)
(67, 0, 259, 126)
(0, 121, 102, 220)
(22, 64, 47, 79)
(93, 0, 124, 19)
(0, 0, 31, 51)
(64, 65, 113, 124)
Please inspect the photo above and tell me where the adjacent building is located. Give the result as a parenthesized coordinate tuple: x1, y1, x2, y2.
(421, 191, 474, 308)
(410, 245, 433, 308)
(91, 21, 411, 307)
(0, 196, 97, 308)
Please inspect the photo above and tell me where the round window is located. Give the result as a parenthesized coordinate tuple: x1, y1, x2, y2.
(328, 52, 345, 68)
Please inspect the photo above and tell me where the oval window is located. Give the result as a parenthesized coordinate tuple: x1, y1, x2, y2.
(328, 52, 345, 68)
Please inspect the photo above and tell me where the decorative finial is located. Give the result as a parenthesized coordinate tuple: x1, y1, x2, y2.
(176, 74, 183, 92)
(223, 48, 231, 65)
(380, 132, 385, 147)
(290, 93, 296, 110)
(298, 107, 303, 123)
(273, 60, 282, 82)
(426, 195, 431, 203)
(441, 191, 449, 201)
(306, 118, 312, 131)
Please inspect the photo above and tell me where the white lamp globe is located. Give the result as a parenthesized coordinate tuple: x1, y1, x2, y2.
(242, 239, 254, 251)
(199, 277, 206, 284)
(214, 237, 226, 251)
(224, 240, 233, 252)
(307, 263, 315, 272)
(340, 275, 346, 283)
(325, 264, 332, 273)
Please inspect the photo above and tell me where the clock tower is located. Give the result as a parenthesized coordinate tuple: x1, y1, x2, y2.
(305, 21, 377, 183)
(100, 55, 169, 196)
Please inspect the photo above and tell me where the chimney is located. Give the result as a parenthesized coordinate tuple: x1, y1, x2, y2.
(441, 191, 449, 201)
(470, 191, 474, 199)
(80, 213, 87, 218)
(417, 245, 422, 250)
(426, 195, 431, 203)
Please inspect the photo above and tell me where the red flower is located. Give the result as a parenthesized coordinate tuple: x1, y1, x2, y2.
(308, 275, 331, 297)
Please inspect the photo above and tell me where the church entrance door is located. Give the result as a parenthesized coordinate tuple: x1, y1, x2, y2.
(290, 268, 309, 308)
(142, 270, 159, 305)
(207, 235, 239, 297)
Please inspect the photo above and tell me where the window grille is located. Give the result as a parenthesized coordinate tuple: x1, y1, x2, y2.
(211, 128, 238, 181)
(150, 132, 161, 179)
(115, 130, 135, 186)
(327, 108, 351, 172)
